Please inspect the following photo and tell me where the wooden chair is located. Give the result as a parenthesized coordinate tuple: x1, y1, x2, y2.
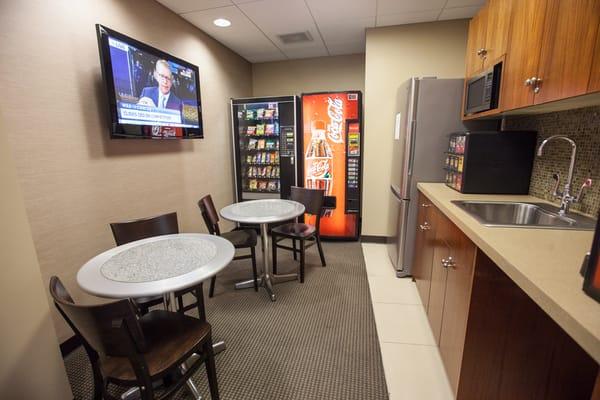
(198, 195, 258, 297)
(271, 187, 326, 283)
(49, 276, 219, 400)
(109, 212, 197, 315)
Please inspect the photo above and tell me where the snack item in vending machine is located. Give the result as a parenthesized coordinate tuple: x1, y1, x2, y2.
(256, 124, 265, 135)
(249, 179, 258, 190)
(265, 124, 274, 135)
(267, 181, 278, 191)
(247, 138, 257, 150)
(258, 181, 268, 191)
(264, 109, 274, 119)
(247, 126, 256, 135)
(246, 110, 254, 120)
(257, 139, 265, 150)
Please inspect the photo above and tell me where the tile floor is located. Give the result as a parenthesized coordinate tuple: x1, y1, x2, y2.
(362, 243, 454, 400)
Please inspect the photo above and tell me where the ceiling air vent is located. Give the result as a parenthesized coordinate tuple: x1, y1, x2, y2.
(277, 31, 313, 44)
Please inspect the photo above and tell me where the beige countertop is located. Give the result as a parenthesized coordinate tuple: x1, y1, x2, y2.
(417, 182, 600, 363)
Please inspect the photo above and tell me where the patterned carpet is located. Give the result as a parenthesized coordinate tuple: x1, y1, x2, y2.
(64, 241, 389, 400)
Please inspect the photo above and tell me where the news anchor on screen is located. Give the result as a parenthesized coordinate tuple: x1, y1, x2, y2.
(138, 59, 182, 111)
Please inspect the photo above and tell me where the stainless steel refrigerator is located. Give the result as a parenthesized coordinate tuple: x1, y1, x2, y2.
(387, 77, 494, 277)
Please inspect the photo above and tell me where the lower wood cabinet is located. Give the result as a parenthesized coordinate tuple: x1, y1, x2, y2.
(412, 190, 599, 399)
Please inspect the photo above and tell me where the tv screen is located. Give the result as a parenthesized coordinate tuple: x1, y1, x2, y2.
(96, 24, 203, 139)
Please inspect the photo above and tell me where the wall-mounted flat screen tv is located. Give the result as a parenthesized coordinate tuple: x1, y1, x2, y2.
(96, 24, 203, 139)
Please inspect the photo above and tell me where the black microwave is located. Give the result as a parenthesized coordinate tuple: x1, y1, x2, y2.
(464, 62, 502, 116)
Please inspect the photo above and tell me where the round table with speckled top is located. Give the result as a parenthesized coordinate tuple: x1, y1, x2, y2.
(77, 233, 234, 400)
(220, 199, 306, 302)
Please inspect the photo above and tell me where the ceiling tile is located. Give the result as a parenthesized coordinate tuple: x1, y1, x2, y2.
(317, 17, 374, 46)
(377, 0, 446, 15)
(376, 10, 442, 27)
(438, 5, 481, 20)
(238, 0, 328, 54)
(182, 6, 284, 59)
(445, 0, 486, 7)
(244, 51, 288, 63)
(305, 0, 376, 22)
(281, 46, 329, 59)
(156, 0, 232, 14)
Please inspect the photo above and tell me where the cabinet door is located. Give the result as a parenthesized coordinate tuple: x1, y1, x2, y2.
(588, 26, 600, 93)
(412, 193, 437, 311)
(427, 213, 451, 345)
(483, 0, 513, 69)
(465, 7, 487, 77)
(439, 223, 477, 396)
(534, 0, 600, 104)
(501, 0, 548, 111)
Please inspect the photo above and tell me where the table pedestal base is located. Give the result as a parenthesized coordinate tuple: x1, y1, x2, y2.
(234, 224, 298, 301)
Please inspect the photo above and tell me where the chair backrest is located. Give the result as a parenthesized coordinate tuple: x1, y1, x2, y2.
(49, 276, 147, 357)
(198, 195, 221, 235)
(290, 186, 325, 225)
(110, 212, 178, 246)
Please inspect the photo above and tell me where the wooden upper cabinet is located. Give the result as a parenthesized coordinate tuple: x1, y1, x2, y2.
(589, 26, 600, 93)
(482, 0, 513, 68)
(534, 0, 600, 104)
(465, 6, 487, 77)
(500, 0, 548, 111)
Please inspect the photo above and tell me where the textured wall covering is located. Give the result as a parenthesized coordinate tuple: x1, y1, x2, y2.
(504, 106, 600, 216)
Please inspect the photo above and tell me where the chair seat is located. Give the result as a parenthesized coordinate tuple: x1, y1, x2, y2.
(272, 222, 316, 238)
(222, 228, 257, 248)
(101, 310, 211, 383)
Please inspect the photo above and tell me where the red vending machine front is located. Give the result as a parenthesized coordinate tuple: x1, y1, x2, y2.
(301, 91, 363, 240)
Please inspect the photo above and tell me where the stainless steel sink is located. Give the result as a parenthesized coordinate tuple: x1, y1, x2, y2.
(451, 200, 596, 230)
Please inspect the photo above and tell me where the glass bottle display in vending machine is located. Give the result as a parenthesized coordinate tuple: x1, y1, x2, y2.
(305, 119, 333, 195)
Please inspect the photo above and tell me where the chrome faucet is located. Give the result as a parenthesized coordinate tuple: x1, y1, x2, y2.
(537, 135, 592, 216)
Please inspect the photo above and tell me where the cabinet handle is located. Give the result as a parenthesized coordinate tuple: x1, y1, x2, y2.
(421, 203, 431, 208)
(533, 77, 542, 94)
(476, 48, 487, 57)
(419, 222, 431, 231)
(524, 77, 533, 86)
(441, 257, 456, 269)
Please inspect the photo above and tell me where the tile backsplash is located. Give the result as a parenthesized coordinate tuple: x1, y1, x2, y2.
(504, 105, 600, 216)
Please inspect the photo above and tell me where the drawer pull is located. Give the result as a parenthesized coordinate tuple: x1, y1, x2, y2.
(421, 203, 431, 208)
(419, 223, 431, 231)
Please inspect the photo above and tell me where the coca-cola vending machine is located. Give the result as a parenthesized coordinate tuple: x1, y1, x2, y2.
(301, 91, 363, 240)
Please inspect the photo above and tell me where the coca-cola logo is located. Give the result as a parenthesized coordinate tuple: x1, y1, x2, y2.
(308, 159, 330, 178)
(327, 97, 344, 144)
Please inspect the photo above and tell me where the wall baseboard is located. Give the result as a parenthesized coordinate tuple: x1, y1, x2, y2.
(360, 235, 389, 244)
(60, 335, 81, 357)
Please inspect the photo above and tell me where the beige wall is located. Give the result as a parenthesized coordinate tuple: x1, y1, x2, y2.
(252, 54, 365, 96)
(363, 20, 469, 236)
(0, 112, 72, 398)
(0, 0, 252, 341)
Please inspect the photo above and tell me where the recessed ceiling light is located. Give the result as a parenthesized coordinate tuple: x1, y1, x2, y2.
(213, 18, 231, 27)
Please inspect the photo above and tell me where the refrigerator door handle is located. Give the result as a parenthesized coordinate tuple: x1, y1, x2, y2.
(407, 119, 417, 177)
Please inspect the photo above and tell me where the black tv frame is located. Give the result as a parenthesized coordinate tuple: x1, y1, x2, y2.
(96, 24, 203, 139)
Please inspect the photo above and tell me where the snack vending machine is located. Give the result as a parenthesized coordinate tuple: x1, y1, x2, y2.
(301, 91, 363, 240)
(231, 96, 299, 201)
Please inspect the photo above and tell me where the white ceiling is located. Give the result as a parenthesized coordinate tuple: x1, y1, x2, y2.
(157, 0, 485, 63)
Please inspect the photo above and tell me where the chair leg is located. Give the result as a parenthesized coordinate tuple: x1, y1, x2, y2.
(177, 293, 185, 314)
(316, 234, 326, 267)
(300, 239, 305, 283)
(292, 239, 297, 260)
(209, 276, 216, 298)
(272, 234, 278, 275)
(251, 247, 258, 291)
(204, 339, 220, 400)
